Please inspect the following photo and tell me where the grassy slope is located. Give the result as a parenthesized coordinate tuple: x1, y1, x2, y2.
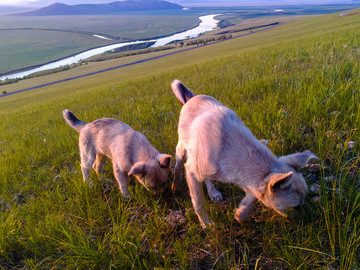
(1, 11, 360, 269)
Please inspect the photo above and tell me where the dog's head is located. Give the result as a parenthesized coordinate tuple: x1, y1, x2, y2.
(260, 150, 318, 216)
(128, 154, 172, 195)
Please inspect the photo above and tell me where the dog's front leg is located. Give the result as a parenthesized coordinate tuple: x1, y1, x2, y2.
(234, 193, 257, 223)
(172, 154, 184, 192)
(205, 180, 223, 202)
(112, 164, 131, 199)
(185, 169, 213, 228)
(172, 144, 186, 192)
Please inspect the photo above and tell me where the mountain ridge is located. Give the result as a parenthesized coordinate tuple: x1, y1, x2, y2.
(17, 0, 183, 16)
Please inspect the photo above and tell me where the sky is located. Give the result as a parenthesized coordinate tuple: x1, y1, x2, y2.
(0, 0, 357, 6)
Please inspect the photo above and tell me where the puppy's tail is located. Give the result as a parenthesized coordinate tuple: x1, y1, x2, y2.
(62, 109, 87, 132)
(171, 79, 195, 105)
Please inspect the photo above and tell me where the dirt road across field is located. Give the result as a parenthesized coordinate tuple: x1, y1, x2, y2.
(0, 24, 279, 98)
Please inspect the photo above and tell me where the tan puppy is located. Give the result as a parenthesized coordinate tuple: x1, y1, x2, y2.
(171, 80, 317, 228)
(63, 110, 171, 198)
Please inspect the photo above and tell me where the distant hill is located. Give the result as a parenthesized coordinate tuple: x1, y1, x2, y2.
(17, 0, 183, 16)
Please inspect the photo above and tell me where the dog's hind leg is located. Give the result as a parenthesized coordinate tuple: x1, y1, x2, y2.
(112, 163, 131, 199)
(185, 168, 213, 228)
(205, 180, 223, 202)
(93, 154, 107, 175)
(80, 150, 96, 183)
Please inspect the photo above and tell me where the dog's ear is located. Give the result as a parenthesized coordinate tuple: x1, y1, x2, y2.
(128, 162, 146, 177)
(171, 79, 195, 105)
(268, 171, 293, 193)
(279, 150, 318, 171)
(157, 154, 172, 168)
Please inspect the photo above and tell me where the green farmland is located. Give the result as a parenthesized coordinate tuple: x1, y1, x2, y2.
(1, 9, 360, 269)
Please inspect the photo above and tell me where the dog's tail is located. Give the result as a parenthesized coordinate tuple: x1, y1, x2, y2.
(171, 79, 195, 105)
(62, 109, 87, 132)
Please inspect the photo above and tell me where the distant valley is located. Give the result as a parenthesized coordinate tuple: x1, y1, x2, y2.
(1, 3, 359, 79)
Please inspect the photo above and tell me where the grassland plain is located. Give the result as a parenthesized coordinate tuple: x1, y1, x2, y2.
(0, 13, 200, 74)
(1, 10, 360, 269)
(0, 5, 354, 76)
(1, 11, 356, 98)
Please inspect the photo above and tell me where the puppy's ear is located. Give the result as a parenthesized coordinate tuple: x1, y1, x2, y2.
(156, 154, 172, 168)
(268, 171, 293, 193)
(279, 150, 318, 171)
(171, 79, 195, 105)
(128, 162, 146, 177)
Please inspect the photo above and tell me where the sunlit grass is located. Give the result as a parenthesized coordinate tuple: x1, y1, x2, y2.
(0, 12, 360, 269)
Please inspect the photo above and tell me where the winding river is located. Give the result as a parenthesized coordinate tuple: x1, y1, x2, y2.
(0, 14, 219, 81)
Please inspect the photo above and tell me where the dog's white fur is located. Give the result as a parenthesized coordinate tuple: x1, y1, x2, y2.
(171, 80, 317, 228)
(63, 110, 171, 198)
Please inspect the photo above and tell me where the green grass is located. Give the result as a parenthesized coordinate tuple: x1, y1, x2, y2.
(1, 11, 360, 269)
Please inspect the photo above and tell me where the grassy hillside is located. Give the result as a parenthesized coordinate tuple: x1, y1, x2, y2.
(1, 11, 360, 269)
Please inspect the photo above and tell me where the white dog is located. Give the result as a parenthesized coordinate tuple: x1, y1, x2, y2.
(63, 110, 172, 198)
(171, 80, 317, 228)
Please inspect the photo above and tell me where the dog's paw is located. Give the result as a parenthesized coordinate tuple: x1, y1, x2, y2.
(200, 218, 215, 229)
(121, 193, 131, 201)
(234, 206, 250, 224)
(209, 188, 223, 202)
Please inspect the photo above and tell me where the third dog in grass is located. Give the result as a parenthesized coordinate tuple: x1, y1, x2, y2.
(63, 110, 172, 198)
(171, 80, 317, 228)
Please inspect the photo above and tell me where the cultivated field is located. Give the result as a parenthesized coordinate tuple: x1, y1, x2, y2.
(1, 10, 360, 269)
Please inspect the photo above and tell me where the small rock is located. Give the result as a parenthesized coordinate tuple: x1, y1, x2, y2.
(306, 173, 318, 182)
(310, 184, 321, 194)
(347, 141, 355, 149)
(164, 209, 189, 228)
